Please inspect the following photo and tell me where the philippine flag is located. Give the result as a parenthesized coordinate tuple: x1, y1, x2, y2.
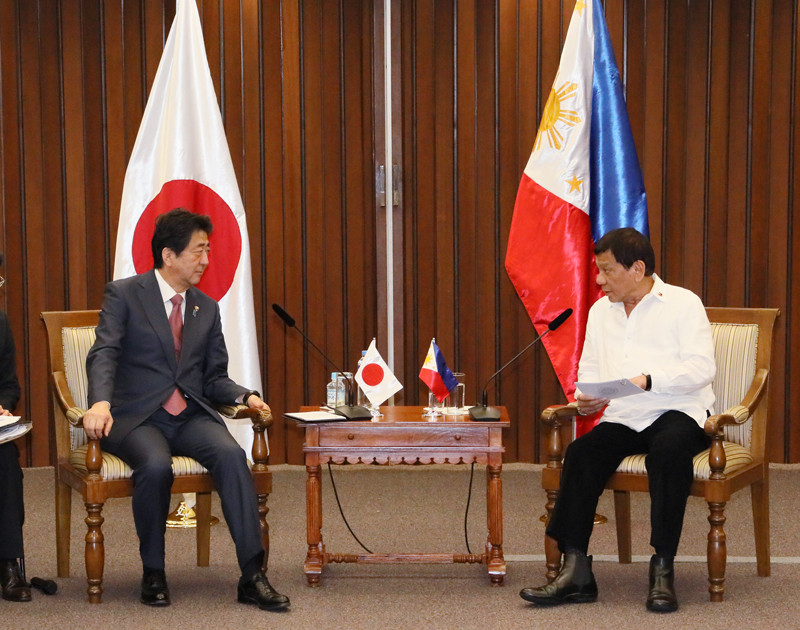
(113, 0, 261, 453)
(355, 339, 403, 407)
(419, 340, 458, 403)
(505, 0, 649, 435)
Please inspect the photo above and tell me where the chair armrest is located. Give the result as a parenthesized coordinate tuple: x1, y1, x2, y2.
(704, 368, 769, 436)
(740, 368, 769, 417)
(702, 370, 768, 482)
(541, 403, 580, 427)
(214, 404, 272, 469)
(52, 371, 87, 428)
(216, 403, 274, 429)
(540, 403, 580, 469)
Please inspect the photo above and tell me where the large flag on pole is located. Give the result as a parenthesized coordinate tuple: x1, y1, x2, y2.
(505, 0, 649, 435)
(113, 0, 261, 453)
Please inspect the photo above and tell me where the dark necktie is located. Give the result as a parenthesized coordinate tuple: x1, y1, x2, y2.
(162, 294, 187, 415)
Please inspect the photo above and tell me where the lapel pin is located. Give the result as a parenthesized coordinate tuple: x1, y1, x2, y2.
(193, 306, 199, 317)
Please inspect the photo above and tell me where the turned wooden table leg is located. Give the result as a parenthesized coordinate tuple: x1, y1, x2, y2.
(486, 463, 506, 586)
(85, 502, 105, 603)
(305, 463, 324, 586)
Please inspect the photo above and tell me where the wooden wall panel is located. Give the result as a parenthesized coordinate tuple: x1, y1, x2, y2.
(0, 0, 375, 466)
(399, 0, 800, 463)
(2, 0, 800, 466)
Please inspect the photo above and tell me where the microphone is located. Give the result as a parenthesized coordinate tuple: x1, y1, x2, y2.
(469, 308, 573, 421)
(272, 304, 371, 420)
(30, 577, 58, 595)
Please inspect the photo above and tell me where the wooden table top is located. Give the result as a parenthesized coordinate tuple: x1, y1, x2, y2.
(298, 405, 510, 427)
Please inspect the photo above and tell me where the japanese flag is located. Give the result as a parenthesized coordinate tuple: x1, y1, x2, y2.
(113, 0, 260, 454)
(355, 340, 402, 407)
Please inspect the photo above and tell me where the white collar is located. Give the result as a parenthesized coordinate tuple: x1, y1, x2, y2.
(154, 268, 187, 305)
(606, 273, 667, 311)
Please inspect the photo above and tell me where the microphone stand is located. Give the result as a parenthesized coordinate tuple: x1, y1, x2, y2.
(469, 333, 550, 421)
(468, 308, 572, 421)
(272, 304, 371, 420)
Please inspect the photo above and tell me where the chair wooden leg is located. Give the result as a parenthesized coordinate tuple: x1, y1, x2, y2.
(544, 488, 561, 581)
(85, 502, 105, 604)
(707, 500, 727, 602)
(258, 492, 270, 571)
(55, 475, 72, 578)
(613, 490, 632, 564)
(751, 477, 771, 577)
(545, 534, 561, 582)
(195, 491, 211, 567)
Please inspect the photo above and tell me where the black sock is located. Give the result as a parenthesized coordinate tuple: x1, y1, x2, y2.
(241, 551, 264, 578)
(564, 545, 587, 556)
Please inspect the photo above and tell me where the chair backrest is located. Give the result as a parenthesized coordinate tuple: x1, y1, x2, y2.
(61, 326, 97, 449)
(705, 307, 779, 462)
(709, 322, 758, 448)
(41, 311, 100, 459)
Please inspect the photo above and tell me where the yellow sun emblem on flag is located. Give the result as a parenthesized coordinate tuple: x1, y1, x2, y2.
(534, 82, 582, 152)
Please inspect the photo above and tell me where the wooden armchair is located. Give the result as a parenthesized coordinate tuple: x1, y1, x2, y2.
(540, 307, 779, 602)
(41, 310, 273, 603)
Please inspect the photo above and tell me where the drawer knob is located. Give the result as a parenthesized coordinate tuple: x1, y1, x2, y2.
(454, 434, 462, 441)
(347, 433, 355, 440)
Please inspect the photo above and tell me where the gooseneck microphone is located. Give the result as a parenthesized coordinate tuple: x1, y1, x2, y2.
(469, 308, 574, 421)
(272, 304, 371, 420)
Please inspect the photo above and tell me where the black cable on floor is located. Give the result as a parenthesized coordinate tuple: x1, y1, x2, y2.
(464, 461, 475, 554)
(327, 461, 373, 554)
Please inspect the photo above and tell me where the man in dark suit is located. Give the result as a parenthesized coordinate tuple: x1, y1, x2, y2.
(0, 258, 28, 601)
(83, 209, 288, 610)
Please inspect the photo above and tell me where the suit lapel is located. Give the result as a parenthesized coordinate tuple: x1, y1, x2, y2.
(137, 270, 178, 372)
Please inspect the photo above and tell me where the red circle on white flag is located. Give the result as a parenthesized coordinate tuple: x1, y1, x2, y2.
(132, 179, 242, 301)
(362, 363, 384, 387)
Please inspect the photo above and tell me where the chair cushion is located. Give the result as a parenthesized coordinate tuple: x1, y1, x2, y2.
(616, 441, 753, 481)
(69, 445, 209, 481)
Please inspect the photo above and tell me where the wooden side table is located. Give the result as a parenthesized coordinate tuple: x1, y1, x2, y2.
(294, 406, 509, 586)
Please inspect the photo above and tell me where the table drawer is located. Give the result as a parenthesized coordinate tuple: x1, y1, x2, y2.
(318, 426, 489, 447)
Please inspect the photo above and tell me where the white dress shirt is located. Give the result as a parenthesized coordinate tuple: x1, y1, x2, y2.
(155, 269, 187, 322)
(576, 274, 716, 431)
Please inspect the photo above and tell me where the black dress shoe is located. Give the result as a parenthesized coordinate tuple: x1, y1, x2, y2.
(238, 571, 290, 611)
(140, 568, 170, 607)
(647, 554, 678, 613)
(520, 552, 598, 606)
(0, 559, 31, 602)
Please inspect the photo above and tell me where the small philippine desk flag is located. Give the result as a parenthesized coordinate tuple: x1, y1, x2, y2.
(419, 340, 458, 403)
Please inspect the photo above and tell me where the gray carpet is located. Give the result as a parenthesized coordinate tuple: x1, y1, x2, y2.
(4, 464, 800, 629)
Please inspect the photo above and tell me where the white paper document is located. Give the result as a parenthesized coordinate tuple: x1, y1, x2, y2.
(575, 379, 644, 400)
(283, 411, 348, 423)
(0, 422, 31, 445)
(0, 416, 21, 429)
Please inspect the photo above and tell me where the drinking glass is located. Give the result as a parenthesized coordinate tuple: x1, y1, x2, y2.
(447, 373, 467, 415)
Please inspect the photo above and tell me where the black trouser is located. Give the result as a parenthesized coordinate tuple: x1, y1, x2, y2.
(0, 442, 24, 559)
(104, 400, 263, 572)
(546, 411, 710, 557)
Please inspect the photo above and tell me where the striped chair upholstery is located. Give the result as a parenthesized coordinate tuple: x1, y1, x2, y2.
(62, 326, 208, 480)
(616, 322, 758, 481)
